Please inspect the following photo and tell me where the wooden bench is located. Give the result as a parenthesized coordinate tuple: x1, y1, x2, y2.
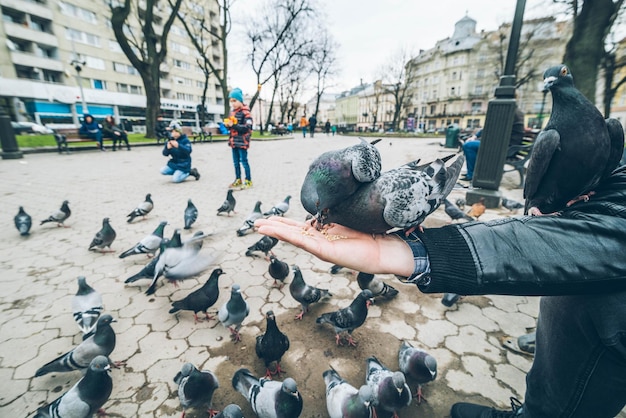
(53, 128, 114, 153)
(503, 133, 537, 188)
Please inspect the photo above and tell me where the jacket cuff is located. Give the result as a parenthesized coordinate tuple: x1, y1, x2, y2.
(393, 232, 431, 286)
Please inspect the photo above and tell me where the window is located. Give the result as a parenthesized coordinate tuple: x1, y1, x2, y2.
(129, 85, 142, 94)
(109, 40, 123, 53)
(117, 83, 142, 94)
(176, 92, 194, 101)
(92, 79, 106, 90)
(196, 80, 205, 88)
(173, 59, 191, 70)
(474, 85, 483, 95)
(173, 76, 192, 86)
(85, 56, 105, 70)
(471, 102, 482, 113)
(59, 2, 97, 24)
(66, 28, 100, 47)
(113, 62, 137, 75)
(429, 105, 436, 115)
(117, 83, 129, 93)
(170, 42, 189, 54)
(476, 69, 485, 78)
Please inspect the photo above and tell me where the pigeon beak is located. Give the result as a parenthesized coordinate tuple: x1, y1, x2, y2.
(104, 363, 112, 372)
(543, 75, 557, 92)
(366, 299, 374, 308)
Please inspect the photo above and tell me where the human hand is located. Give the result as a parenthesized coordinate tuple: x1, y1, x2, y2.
(169, 139, 178, 148)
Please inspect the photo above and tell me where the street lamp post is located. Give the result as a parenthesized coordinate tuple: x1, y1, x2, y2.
(71, 58, 89, 116)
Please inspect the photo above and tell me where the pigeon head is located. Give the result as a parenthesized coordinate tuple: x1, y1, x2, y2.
(543, 64, 574, 92)
(97, 314, 115, 328)
(146, 193, 152, 201)
(360, 289, 374, 307)
(391, 371, 407, 391)
(265, 311, 275, 321)
(284, 195, 292, 202)
(358, 385, 374, 406)
(231, 284, 241, 294)
(179, 363, 195, 379)
(89, 355, 112, 373)
(103, 217, 110, 225)
(281, 377, 299, 397)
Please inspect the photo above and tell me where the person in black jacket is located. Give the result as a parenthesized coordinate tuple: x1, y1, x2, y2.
(256, 168, 626, 418)
(102, 115, 131, 151)
(160, 122, 199, 182)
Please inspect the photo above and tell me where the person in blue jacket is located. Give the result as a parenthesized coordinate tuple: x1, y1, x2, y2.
(161, 122, 200, 182)
(79, 114, 104, 151)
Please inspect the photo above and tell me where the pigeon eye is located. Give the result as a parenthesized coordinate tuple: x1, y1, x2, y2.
(560, 67, 568, 76)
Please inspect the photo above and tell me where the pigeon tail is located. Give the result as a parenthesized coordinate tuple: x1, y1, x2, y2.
(231, 368, 257, 400)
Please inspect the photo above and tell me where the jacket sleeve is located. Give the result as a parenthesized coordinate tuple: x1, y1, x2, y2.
(234, 109, 253, 135)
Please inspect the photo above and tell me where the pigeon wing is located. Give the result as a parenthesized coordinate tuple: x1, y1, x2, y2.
(523, 129, 560, 207)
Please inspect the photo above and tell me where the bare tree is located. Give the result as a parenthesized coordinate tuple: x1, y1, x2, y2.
(308, 30, 338, 118)
(379, 49, 419, 131)
(276, 60, 306, 124)
(602, 41, 626, 116)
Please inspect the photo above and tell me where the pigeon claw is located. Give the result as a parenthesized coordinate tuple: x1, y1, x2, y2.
(294, 311, 305, 320)
(208, 408, 220, 418)
(413, 385, 428, 405)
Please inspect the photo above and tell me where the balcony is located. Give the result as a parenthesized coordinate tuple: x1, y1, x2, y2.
(0, 0, 53, 20)
(160, 78, 172, 89)
(10, 50, 64, 72)
(3, 21, 58, 47)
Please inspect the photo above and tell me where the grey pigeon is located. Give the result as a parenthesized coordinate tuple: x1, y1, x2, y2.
(365, 356, 411, 417)
(316, 289, 374, 347)
(524, 64, 625, 215)
(169, 268, 224, 322)
(323, 367, 374, 418)
(118, 220, 167, 259)
(214, 404, 244, 418)
(329, 264, 345, 274)
(237, 201, 263, 236)
(232, 368, 303, 418)
(40, 200, 71, 227)
(264, 195, 292, 217)
(356, 272, 398, 300)
(501, 197, 524, 211)
(183, 230, 208, 253)
(217, 189, 237, 216)
(173, 363, 220, 418)
(184, 198, 198, 229)
(245, 235, 278, 258)
(268, 255, 290, 289)
(88, 217, 117, 252)
(127, 193, 153, 223)
(72, 276, 103, 337)
(455, 198, 466, 210)
(14, 206, 32, 236)
(35, 315, 116, 377)
(34, 355, 112, 418)
(289, 265, 332, 320)
(444, 199, 474, 222)
(124, 254, 160, 284)
(218, 284, 250, 343)
(398, 340, 437, 404)
(256, 311, 290, 378)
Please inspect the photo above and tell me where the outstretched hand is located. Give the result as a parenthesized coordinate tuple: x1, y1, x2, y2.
(255, 217, 415, 277)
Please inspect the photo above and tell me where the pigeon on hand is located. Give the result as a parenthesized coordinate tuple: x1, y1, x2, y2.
(119, 220, 167, 259)
(316, 289, 374, 347)
(217, 189, 237, 216)
(173, 363, 220, 418)
(34, 355, 112, 418)
(237, 201, 263, 236)
(256, 311, 290, 378)
(127, 193, 153, 223)
(72, 276, 103, 337)
(88, 217, 117, 252)
(268, 255, 290, 289)
(14, 206, 32, 236)
(524, 65, 625, 215)
(184, 198, 198, 230)
(40, 200, 71, 227)
(263, 195, 292, 217)
(245, 235, 278, 259)
(444, 199, 474, 222)
(356, 272, 398, 300)
(365, 356, 411, 417)
(289, 265, 332, 320)
(323, 367, 374, 418)
(169, 268, 224, 323)
(213, 404, 244, 418)
(218, 284, 250, 343)
(35, 315, 117, 377)
(398, 340, 437, 404)
(232, 368, 303, 418)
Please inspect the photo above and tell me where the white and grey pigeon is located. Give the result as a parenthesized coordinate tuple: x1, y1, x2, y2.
(72, 276, 103, 338)
(398, 340, 437, 404)
(365, 356, 411, 418)
(356, 272, 399, 300)
(184, 198, 198, 229)
(218, 284, 250, 343)
(263, 195, 292, 217)
(232, 368, 303, 418)
(14, 206, 32, 236)
(323, 367, 374, 418)
(88, 217, 117, 252)
(40, 200, 71, 227)
(289, 265, 332, 320)
(127, 193, 153, 223)
(214, 404, 244, 418)
(316, 289, 374, 347)
(173, 363, 220, 418)
(118, 220, 167, 259)
(34, 355, 112, 418)
(217, 189, 237, 216)
(237, 201, 263, 236)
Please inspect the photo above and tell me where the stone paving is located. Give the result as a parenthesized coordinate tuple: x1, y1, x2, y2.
(1, 136, 624, 418)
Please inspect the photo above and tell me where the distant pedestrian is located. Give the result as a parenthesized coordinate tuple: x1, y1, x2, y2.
(331, 125, 337, 136)
(160, 122, 200, 183)
(299, 114, 308, 138)
(308, 114, 317, 138)
(102, 115, 131, 151)
(79, 114, 104, 151)
(226, 87, 253, 189)
(324, 120, 331, 136)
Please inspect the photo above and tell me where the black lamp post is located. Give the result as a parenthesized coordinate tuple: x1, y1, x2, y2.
(0, 99, 23, 159)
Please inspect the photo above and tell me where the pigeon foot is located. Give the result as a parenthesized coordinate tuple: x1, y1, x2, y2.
(566, 191, 596, 207)
(414, 385, 428, 404)
(96, 408, 107, 417)
(294, 310, 305, 320)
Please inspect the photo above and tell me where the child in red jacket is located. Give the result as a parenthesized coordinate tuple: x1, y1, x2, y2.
(225, 87, 253, 188)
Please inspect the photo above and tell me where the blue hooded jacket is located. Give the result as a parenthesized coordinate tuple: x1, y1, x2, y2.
(79, 114, 100, 135)
(162, 133, 192, 172)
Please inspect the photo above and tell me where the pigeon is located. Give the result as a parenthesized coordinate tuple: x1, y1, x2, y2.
(268, 255, 290, 289)
(329, 264, 345, 274)
(124, 254, 160, 284)
(218, 284, 250, 343)
(35, 315, 117, 377)
(34, 355, 112, 418)
(173, 363, 220, 418)
(88, 217, 117, 252)
(217, 189, 237, 216)
(467, 197, 486, 219)
(500, 197, 523, 211)
(263, 195, 292, 217)
(398, 340, 437, 404)
(169, 268, 224, 323)
(213, 404, 244, 418)
(316, 289, 374, 347)
(127, 193, 153, 223)
(184, 198, 198, 229)
(237, 201, 263, 236)
(232, 368, 303, 418)
(119, 220, 167, 259)
(323, 367, 374, 418)
(455, 197, 466, 210)
(72, 276, 103, 337)
(183, 230, 208, 252)
(40, 200, 71, 227)
(289, 265, 332, 320)
(356, 272, 398, 300)
(365, 356, 411, 417)
(245, 235, 279, 258)
(444, 199, 474, 222)
(524, 64, 625, 215)
(256, 311, 290, 378)
(14, 206, 32, 236)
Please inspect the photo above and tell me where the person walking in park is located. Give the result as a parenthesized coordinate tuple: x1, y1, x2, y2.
(160, 122, 200, 183)
(299, 114, 308, 138)
(308, 114, 318, 138)
(226, 87, 253, 189)
(79, 114, 104, 151)
(102, 115, 131, 151)
(324, 119, 331, 136)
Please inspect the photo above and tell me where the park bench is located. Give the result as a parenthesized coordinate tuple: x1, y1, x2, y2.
(270, 126, 289, 136)
(53, 128, 115, 154)
(503, 133, 537, 188)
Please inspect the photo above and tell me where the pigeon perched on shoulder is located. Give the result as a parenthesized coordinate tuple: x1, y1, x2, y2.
(40, 200, 71, 227)
(218, 284, 250, 343)
(398, 340, 437, 404)
(237, 201, 263, 236)
(524, 64, 625, 215)
(356, 272, 398, 300)
(119, 220, 167, 259)
(268, 255, 290, 289)
(127, 193, 153, 223)
(323, 367, 374, 418)
(501, 197, 524, 211)
(365, 356, 411, 417)
(316, 289, 374, 347)
(232, 368, 303, 418)
(444, 199, 474, 222)
(169, 268, 224, 323)
(289, 265, 332, 320)
(72, 276, 103, 337)
(256, 310, 290, 378)
(173, 363, 220, 418)
(34, 355, 112, 418)
(245, 235, 278, 258)
(14, 206, 32, 236)
(184, 198, 198, 229)
(214, 404, 244, 418)
(88, 217, 117, 252)
(264, 195, 292, 217)
(217, 189, 237, 216)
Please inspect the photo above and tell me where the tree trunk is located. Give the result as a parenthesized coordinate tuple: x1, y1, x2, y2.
(141, 70, 160, 138)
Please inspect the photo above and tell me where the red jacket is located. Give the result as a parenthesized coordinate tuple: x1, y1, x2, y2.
(228, 105, 253, 149)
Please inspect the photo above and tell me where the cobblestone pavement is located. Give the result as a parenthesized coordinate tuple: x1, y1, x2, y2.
(1, 136, 624, 418)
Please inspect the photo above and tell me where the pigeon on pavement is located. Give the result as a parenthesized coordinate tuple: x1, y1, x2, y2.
(14, 206, 32, 236)
(398, 340, 437, 404)
(356, 272, 398, 300)
(323, 367, 374, 418)
(245, 235, 278, 258)
(329, 264, 345, 274)
(40, 200, 71, 227)
(72, 276, 103, 337)
(316, 289, 374, 347)
(124, 254, 160, 284)
(34, 355, 112, 418)
(501, 197, 524, 211)
(213, 404, 244, 418)
(264, 195, 292, 217)
(232, 368, 303, 418)
(169, 268, 224, 323)
(256, 311, 290, 378)
(218, 284, 250, 343)
(444, 199, 474, 222)
(88, 217, 117, 252)
(119, 220, 168, 259)
(268, 255, 290, 289)
(365, 356, 411, 417)
(184, 198, 198, 230)
(173, 363, 220, 418)
(237, 201, 263, 236)
(127, 193, 153, 223)
(217, 189, 237, 216)
(289, 265, 332, 320)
